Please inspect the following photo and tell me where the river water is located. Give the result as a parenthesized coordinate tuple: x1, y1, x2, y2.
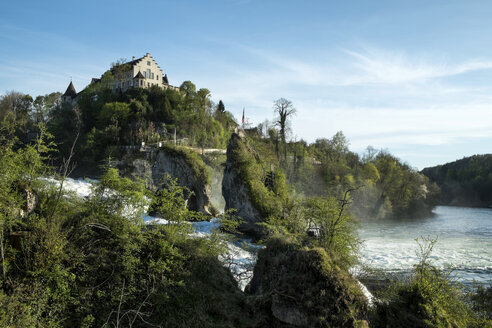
(49, 178, 491, 291)
(358, 206, 492, 286)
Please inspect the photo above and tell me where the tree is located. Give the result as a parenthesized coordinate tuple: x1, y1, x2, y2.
(273, 98, 296, 161)
(32, 92, 61, 124)
(329, 131, 349, 163)
(0, 91, 33, 138)
(197, 88, 212, 113)
(217, 100, 225, 113)
(110, 58, 131, 91)
(180, 81, 197, 111)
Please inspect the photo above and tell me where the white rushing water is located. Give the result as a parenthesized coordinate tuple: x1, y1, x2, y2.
(359, 206, 492, 286)
(48, 177, 258, 290)
(48, 177, 377, 302)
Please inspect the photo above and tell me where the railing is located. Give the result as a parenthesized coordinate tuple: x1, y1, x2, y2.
(120, 140, 226, 155)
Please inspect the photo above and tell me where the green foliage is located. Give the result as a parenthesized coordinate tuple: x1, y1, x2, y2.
(302, 194, 361, 269)
(149, 173, 205, 226)
(370, 151, 439, 219)
(228, 134, 288, 219)
(45, 79, 235, 176)
(161, 144, 210, 186)
(217, 99, 225, 113)
(470, 285, 492, 321)
(248, 237, 368, 327)
(247, 124, 437, 220)
(370, 237, 488, 328)
(0, 135, 256, 327)
(422, 154, 492, 207)
(97, 102, 131, 128)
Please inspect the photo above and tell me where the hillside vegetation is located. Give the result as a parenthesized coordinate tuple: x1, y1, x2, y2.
(244, 126, 439, 220)
(422, 154, 492, 207)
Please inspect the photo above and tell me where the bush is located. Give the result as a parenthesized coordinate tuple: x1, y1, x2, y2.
(370, 237, 488, 328)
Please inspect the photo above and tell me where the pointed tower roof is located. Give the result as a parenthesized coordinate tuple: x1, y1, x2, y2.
(163, 74, 169, 84)
(134, 71, 145, 79)
(63, 81, 77, 98)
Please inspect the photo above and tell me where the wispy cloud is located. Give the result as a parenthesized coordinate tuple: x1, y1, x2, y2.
(293, 104, 492, 149)
(201, 43, 492, 99)
(342, 47, 492, 85)
(192, 43, 492, 167)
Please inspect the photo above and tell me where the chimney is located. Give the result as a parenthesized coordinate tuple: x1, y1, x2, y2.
(132, 56, 135, 64)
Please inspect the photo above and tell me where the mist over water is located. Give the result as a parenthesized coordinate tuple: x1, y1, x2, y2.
(359, 206, 492, 286)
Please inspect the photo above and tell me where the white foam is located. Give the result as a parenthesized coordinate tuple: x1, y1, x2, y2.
(358, 206, 492, 286)
(357, 281, 374, 306)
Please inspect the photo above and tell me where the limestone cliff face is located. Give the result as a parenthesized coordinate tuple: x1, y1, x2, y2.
(118, 147, 211, 214)
(222, 133, 262, 236)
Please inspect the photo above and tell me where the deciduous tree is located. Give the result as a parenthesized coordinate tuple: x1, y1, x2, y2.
(273, 98, 296, 161)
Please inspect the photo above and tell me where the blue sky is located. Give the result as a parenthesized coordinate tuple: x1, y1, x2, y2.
(1, 0, 492, 169)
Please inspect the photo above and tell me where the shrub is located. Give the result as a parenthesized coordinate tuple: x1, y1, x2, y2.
(370, 237, 487, 328)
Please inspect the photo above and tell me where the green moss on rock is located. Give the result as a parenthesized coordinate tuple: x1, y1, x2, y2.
(247, 237, 368, 327)
(160, 144, 210, 186)
(226, 133, 288, 220)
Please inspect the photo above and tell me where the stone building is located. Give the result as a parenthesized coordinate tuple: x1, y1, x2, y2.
(111, 53, 177, 92)
(61, 52, 178, 105)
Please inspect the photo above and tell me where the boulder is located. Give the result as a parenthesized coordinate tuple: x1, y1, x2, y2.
(247, 237, 368, 327)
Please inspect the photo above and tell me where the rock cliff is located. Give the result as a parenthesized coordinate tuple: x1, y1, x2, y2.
(246, 237, 369, 327)
(222, 133, 262, 236)
(118, 146, 211, 214)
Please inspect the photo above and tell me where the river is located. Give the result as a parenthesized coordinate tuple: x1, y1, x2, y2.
(358, 205, 492, 287)
(51, 178, 491, 289)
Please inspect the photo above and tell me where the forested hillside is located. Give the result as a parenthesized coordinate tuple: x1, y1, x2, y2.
(244, 123, 439, 220)
(0, 75, 237, 177)
(422, 154, 492, 207)
(0, 83, 439, 220)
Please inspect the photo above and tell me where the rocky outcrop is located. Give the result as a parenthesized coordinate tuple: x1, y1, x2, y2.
(246, 238, 368, 327)
(222, 133, 262, 236)
(118, 146, 211, 214)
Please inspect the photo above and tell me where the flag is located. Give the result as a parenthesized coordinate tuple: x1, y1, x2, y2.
(242, 108, 245, 125)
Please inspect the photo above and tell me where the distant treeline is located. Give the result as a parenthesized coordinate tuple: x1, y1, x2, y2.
(422, 154, 492, 207)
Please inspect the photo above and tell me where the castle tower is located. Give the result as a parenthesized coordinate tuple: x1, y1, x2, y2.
(62, 81, 77, 105)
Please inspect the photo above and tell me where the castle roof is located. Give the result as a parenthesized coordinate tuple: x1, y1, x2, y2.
(134, 71, 145, 79)
(63, 81, 77, 98)
(125, 53, 164, 72)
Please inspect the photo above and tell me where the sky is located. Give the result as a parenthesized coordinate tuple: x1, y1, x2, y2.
(1, 0, 492, 170)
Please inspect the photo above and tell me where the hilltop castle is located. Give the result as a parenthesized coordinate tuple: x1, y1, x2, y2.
(62, 53, 177, 105)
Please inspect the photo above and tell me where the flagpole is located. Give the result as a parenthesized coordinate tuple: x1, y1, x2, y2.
(242, 107, 245, 128)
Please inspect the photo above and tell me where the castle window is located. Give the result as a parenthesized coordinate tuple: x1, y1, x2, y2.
(147, 69, 151, 78)
(147, 61, 151, 66)
(151, 73, 154, 79)
(156, 75, 159, 80)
